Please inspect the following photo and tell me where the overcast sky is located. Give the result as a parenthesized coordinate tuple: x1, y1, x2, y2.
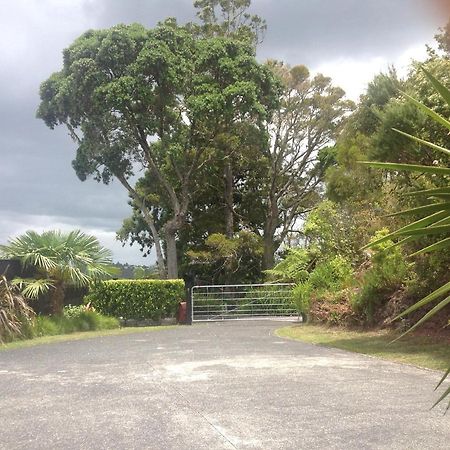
(0, 0, 445, 264)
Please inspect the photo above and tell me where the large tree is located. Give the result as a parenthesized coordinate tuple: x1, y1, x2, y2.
(260, 62, 354, 268)
(37, 21, 278, 279)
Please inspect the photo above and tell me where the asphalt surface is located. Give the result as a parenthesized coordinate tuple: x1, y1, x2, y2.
(0, 321, 449, 450)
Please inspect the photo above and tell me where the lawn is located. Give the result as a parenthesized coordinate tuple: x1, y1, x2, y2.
(0, 326, 175, 351)
(276, 325, 449, 371)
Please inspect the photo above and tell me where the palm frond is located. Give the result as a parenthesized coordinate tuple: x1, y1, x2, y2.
(11, 278, 54, 299)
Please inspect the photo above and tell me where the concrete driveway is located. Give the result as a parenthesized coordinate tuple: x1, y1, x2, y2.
(0, 321, 449, 449)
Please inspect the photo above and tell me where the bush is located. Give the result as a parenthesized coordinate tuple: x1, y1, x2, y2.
(308, 256, 353, 294)
(292, 282, 312, 318)
(352, 229, 411, 323)
(0, 275, 35, 343)
(86, 279, 185, 320)
(310, 288, 362, 327)
(30, 312, 119, 338)
(265, 248, 310, 283)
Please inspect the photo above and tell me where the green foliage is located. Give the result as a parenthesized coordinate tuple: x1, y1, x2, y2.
(37, 20, 280, 279)
(265, 248, 310, 283)
(62, 304, 118, 330)
(3, 308, 119, 343)
(187, 231, 263, 284)
(308, 256, 354, 294)
(87, 279, 185, 320)
(362, 67, 450, 408)
(292, 282, 312, 316)
(0, 230, 115, 314)
(258, 61, 353, 270)
(193, 0, 266, 46)
(309, 289, 360, 327)
(0, 276, 35, 343)
(30, 312, 119, 338)
(304, 199, 390, 267)
(271, 250, 353, 319)
(353, 229, 411, 322)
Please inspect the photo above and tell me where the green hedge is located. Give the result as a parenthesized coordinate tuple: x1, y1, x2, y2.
(86, 279, 185, 320)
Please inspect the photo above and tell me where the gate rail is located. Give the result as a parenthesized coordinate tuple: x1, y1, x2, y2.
(191, 283, 296, 322)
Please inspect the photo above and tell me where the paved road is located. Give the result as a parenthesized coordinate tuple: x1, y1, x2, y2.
(0, 321, 449, 449)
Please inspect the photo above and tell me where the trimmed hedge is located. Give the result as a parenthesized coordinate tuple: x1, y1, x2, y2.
(86, 279, 185, 320)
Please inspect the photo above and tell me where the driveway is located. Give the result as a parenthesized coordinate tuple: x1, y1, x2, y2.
(0, 321, 449, 449)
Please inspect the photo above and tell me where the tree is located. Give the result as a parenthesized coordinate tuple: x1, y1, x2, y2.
(187, 230, 263, 284)
(0, 230, 114, 315)
(37, 22, 279, 279)
(435, 18, 450, 55)
(261, 62, 354, 268)
(193, 0, 266, 46)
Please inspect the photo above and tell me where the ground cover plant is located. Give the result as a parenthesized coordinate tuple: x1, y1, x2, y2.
(0, 304, 119, 345)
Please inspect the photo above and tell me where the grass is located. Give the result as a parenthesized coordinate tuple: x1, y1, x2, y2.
(276, 324, 449, 371)
(0, 326, 175, 351)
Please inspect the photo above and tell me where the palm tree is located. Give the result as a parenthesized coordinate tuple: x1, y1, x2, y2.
(0, 230, 115, 315)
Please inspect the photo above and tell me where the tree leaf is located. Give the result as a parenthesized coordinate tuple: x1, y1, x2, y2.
(392, 128, 450, 156)
(421, 66, 450, 108)
(360, 161, 450, 176)
(392, 281, 450, 321)
(401, 90, 450, 133)
(409, 237, 450, 256)
(392, 295, 450, 341)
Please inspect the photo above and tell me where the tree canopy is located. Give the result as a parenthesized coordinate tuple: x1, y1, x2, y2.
(38, 20, 279, 279)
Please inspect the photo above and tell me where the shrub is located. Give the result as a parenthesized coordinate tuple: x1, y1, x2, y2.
(288, 256, 354, 323)
(33, 316, 61, 336)
(265, 248, 310, 283)
(310, 289, 362, 327)
(86, 279, 185, 320)
(352, 229, 411, 323)
(0, 275, 35, 343)
(28, 312, 120, 338)
(309, 256, 354, 294)
(292, 282, 312, 318)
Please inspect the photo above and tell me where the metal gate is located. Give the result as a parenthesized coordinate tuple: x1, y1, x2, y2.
(191, 283, 296, 322)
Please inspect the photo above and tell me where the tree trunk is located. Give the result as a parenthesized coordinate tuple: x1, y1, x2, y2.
(263, 234, 275, 270)
(116, 173, 167, 278)
(165, 231, 178, 279)
(144, 214, 166, 279)
(224, 160, 234, 238)
(50, 282, 65, 315)
(262, 196, 279, 270)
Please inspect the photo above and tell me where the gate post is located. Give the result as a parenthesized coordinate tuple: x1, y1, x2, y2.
(186, 286, 193, 325)
(184, 275, 194, 325)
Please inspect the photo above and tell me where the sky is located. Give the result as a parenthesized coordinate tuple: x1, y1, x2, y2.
(0, 0, 446, 265)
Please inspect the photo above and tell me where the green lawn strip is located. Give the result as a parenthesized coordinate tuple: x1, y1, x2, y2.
(276, 325, 449, 371)
(0, 326, 176, 351)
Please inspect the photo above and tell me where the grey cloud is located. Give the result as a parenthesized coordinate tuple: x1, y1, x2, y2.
(256, 0, 439, 65)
